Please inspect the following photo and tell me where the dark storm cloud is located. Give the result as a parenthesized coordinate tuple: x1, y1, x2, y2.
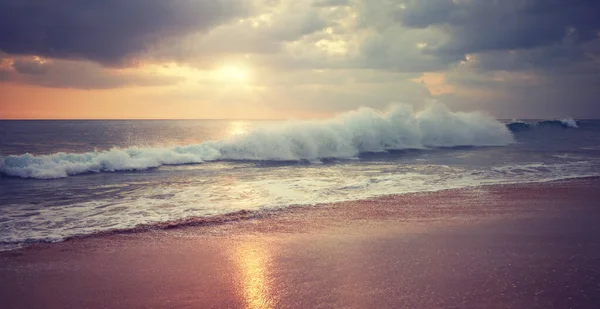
(440, 70, 600, 118)
(12, 58, 48, 75)
(397, 0, 600, 58)
(463, 45, 589, 72)
(387, 0, 600, 117)
(0, 0, 249, 66)
(4, 58, 183, 89)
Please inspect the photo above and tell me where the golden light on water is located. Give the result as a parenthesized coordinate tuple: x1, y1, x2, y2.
(234, 242, 274, 309)
(229, 121, 250, 136)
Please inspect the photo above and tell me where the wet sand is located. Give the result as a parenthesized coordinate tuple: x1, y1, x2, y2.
(1, 178, 600, 309)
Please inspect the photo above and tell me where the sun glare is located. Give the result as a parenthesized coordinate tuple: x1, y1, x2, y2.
(229, 121, 250, 136)
(216, 65, 251, 83)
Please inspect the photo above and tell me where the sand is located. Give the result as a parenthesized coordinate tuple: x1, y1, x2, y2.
(1, 178, 600, 309)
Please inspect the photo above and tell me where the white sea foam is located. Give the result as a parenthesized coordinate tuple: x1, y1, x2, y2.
(0, 104, 513, 179)
(559, 118, 579, 128)
(506, 118, 580, 132)
(1, 160, 598, 250)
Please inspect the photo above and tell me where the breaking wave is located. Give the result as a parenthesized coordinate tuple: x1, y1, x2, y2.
(0, 104, 514, 179)
(507, 118, 579, 132)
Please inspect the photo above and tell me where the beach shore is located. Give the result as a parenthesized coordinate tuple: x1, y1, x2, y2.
(1, 178, 600, 309)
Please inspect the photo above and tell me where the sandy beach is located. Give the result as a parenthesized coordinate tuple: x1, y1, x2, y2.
(1, 178, 600, 309)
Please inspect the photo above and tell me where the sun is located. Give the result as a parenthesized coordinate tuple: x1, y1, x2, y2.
(216, 65, 251, 83)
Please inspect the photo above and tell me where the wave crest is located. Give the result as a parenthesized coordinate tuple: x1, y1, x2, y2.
(0, 104, 514, 179)
(507, 118, 579, 132)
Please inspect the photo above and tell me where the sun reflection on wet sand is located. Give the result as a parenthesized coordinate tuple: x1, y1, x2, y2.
(234, 241, 274, 309)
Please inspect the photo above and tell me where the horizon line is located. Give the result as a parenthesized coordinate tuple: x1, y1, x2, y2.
(0, 118, 287, 121)
(1, 117, 598, 121)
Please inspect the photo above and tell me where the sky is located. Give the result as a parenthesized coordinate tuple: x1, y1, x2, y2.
(0, 0, 599, 119)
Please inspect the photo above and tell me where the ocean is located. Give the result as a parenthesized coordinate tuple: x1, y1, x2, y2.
(1, 104, 599, 250)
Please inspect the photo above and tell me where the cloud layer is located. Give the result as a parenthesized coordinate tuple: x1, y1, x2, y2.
(0, 0, 599, 118)
(0, 0, 249, 65)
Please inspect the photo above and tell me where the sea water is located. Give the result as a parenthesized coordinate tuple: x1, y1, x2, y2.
(1, 104, 599, 250)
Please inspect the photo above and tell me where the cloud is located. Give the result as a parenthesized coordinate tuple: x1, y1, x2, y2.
(3, 56, 182, 89)
(137, 67, 432, 116)
(150, 0, 335, 66)
(329, 0, 453, 72)
(369, 0, 600, 117)
(434, 62, 600, 118)
(12, 58, 48, 75)
(356, 26, 450, 72)
(0, 0, 249, 66)
(396, 0, 600, 57)
(259, 76, 431, 113)
(1, 0, 599, 118)
(163, 0, 451, 73)
(313, 0, 351, 8)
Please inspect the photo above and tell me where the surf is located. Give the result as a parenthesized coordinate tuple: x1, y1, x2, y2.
(0, 103, 514, 179)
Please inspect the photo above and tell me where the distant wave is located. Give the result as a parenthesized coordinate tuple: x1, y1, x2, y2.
(507, 118, 579, 132)
(541, 118, 579, 128)
(0, 104, 514, 179)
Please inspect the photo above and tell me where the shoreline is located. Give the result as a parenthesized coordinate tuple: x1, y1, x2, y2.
(1, 177, 600, 308)
(2, 175, 599, 253)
